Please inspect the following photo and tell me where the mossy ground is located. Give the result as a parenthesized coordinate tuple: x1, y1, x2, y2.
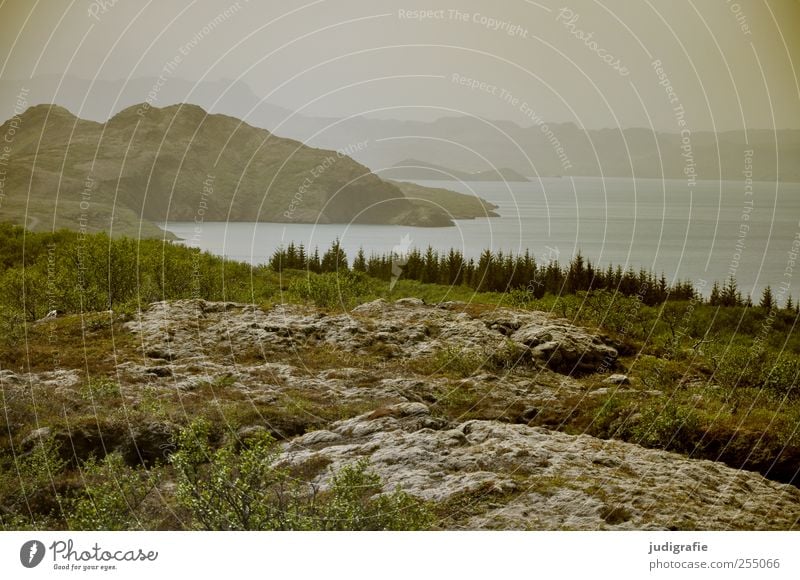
(2, 226, 799, 529)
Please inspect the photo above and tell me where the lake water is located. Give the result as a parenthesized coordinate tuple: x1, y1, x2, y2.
(163, 177, 800, 302)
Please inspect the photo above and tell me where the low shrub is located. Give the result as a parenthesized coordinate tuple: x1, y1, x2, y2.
(630, 399, 701, 452)
(288, 271, 374, 309)
(170, 420, 433, 530)
(410, 341, 530, 379)
(80, 377, 122, 402)
(66, 452, 160, 530)
(0, 437, 67, 530)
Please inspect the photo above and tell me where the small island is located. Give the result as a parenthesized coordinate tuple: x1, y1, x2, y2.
(382, 158, 530, 182)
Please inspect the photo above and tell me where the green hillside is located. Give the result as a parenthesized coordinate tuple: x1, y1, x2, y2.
(389, 180, 500, 219)
(0, 104, 496, 236)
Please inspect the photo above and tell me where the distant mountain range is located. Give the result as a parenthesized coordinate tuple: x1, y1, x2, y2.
(0, 103, 498, 238)
(302, 118, 800, 183)
(3, 75, 797, 183)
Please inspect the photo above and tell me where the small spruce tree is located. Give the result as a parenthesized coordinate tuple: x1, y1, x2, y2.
(759, 285, 774, 311)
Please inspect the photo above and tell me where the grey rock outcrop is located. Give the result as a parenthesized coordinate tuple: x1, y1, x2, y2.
(283, 402, 800, 530)
(18, 298, 800, 530)
(511, 324, 617, 374)
(123, 298, 615, 375)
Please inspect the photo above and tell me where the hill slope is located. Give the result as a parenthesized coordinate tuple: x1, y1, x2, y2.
(0, 104, 496, 236)
(389, 180, 499, 219)
(382, 159, 529, 182)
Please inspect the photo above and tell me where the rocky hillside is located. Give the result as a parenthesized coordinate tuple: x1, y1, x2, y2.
(0, 104, 497, 236)
(9, 298, 800, 530)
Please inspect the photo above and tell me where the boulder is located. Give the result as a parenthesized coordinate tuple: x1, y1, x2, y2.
(122, 421, 179, 465)
(511, 324, 617, 374)
(20, 427, 53, 450)
(394, 297, 425, 308)
(20, 421, 177, 467)
(0, 369, 21, 384)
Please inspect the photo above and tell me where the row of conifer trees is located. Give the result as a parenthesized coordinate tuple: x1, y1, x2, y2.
(269, 240, 704, 306)
(269, 239, 799, 310)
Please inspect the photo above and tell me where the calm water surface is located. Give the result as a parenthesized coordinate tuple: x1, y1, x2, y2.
(163, 177, 800, 300)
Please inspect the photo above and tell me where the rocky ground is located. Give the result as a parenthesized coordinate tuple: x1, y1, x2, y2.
(9, 298, 800, 529)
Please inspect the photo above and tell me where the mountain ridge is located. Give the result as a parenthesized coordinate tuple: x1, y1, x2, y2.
(0, 103, 498, 237)
(3, 76, 797, 183)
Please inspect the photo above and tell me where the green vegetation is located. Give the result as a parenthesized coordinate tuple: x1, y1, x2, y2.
(0, 437, 67, 530)
(171, 420, 432, 531)
(66, 452, 160, 531)
(272, 242, 698, 304)
(408, 340, 528, 379)
(2, 224, 800, 529)
(0, 223, 286, 321)
(2, 424, 432, 531)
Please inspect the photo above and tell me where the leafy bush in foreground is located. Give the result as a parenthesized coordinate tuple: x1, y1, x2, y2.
(170, 420, 433, 530)
(66, 453, 160, 531)
(0, 437, 66, 530)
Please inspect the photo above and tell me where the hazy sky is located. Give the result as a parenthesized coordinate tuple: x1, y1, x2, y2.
(1, 0, 798, 131)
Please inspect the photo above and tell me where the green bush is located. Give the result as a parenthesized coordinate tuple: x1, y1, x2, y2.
(80, 377, 122, 402)
(410, 346, 485, 378)
(170, 420, 433, 530)
(633, 356, 685, 391)
(709, 343, 768, 390)
(0, 310, 25, 350)
(705, 343, 800, 397)
(504, 289, 535, 309)
(552, 294, 581, 320)
(0, 227, 285, 320)
(761, 354, 800, 397)
(317, 459, 433, 531)
(288, 271, 374, 309)
(411, 341, 530, 379)
(0, 437, 67, 530)
(631, 399, 700, 452)
(66, 453, 160, 530)
(487, 339, 529, 372)
(171, 420, 297, 530)
(588, 393, 635, 439)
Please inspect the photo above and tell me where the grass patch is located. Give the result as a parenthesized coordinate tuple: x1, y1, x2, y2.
(407, 341, 530, 379)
